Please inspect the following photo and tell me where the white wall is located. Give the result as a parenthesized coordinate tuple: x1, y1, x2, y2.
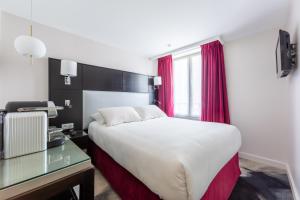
(0, 12, 155, 108)
(224, 29, 291, 162)
(286, 0, 300, 195)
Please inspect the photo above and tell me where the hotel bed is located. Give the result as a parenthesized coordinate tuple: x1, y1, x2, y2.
(88, 116, 241, 200)
(47, 59, 241, 200)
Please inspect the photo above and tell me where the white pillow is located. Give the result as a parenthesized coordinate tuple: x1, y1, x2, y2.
(98, 107, 141, 126)
(90, 112, 105, 124)
(134, 105, 167, 120)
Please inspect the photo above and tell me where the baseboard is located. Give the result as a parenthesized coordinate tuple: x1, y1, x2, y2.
(239, 151, 299, 200)
(239, 152, 286, 169)
(286, 164, 300, 200)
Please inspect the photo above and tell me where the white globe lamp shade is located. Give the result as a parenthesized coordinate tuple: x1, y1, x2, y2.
(60, 60, 77, 77)
(14, 35, 46, 58)
(154, 76, 162, 86)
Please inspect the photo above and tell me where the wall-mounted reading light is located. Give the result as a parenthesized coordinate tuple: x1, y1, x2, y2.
(153, 76, 162, 106)
(60, 60, 77, 85)
(153, 76, 162, 88)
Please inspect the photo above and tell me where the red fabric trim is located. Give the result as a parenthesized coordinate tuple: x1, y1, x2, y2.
(201, 40, 230, 124)
(88, 140, 160, 200)
(201, 153, 240, 200)
(88, 140, 240, 200)
(157, 55, 174, 117)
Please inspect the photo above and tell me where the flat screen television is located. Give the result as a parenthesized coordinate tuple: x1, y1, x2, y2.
(276, 29, 296, 78)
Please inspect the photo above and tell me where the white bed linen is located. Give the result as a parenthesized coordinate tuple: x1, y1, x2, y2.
(88, 117, 241, 200)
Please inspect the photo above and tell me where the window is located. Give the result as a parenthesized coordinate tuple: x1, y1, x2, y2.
(173, 52, 201, 118)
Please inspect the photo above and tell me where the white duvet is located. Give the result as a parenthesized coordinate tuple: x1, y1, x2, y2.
(88, 117, 241, 200)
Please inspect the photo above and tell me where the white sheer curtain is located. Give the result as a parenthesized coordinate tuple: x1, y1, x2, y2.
(173, 52, 201, 118)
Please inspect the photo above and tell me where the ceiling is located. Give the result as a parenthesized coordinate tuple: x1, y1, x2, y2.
(0, 0, 291, 57)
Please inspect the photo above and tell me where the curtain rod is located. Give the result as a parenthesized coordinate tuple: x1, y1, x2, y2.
(149, 36, 224, 61)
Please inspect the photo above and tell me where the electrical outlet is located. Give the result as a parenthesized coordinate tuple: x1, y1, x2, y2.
(62, 123, 74, 130)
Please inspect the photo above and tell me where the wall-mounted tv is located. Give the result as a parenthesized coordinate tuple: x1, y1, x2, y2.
(275, 29, 297, 78)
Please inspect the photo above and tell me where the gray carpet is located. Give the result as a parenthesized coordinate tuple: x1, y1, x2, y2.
(229, 158, 293, 200)
(94, 158, 294, 200)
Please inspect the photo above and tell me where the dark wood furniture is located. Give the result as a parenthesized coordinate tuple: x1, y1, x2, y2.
(65, 130, 89, 150)
(11, 167, 94, 200)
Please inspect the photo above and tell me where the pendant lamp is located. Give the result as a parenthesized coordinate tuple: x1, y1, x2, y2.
(14, 0, 46, 58)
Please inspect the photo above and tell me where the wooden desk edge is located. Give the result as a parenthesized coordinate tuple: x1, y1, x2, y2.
(0, 160, 93, 200)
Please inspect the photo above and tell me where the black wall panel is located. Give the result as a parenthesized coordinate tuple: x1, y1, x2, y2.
(82, 65, 123, 91)
(49, 90, 83, 129)
(48, 57, 155, 130)
(148, 77, 155, 93)
(123, 72, 149, 93)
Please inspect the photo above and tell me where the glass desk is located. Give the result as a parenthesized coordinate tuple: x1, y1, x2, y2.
(0, 138, 94, 200)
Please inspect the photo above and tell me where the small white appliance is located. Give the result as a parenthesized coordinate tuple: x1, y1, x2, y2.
(4, 112, 48, 159)
(2, 101, 64, 159)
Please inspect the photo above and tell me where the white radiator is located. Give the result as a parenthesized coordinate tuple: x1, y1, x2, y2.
(4, 112, 47, 159)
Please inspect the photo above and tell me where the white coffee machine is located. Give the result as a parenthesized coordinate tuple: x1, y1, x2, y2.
(1, 101, 64, 159)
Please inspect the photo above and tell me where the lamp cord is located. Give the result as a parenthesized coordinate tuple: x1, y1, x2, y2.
(30, 0, 32, 24)
(30, 0, 33, 63)
(29, 0, 33, 36)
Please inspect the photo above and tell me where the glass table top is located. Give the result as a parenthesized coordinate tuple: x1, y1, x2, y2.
(0, 138, 90, 190)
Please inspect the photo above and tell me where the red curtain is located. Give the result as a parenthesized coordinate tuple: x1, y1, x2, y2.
(201, 41, 230, 124)
(158, 55, 174, 117)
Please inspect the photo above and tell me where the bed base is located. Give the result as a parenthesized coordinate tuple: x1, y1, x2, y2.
(88, 140, 240, 200)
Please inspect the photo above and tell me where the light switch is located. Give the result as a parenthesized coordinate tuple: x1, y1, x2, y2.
(65, 100, 72, 108)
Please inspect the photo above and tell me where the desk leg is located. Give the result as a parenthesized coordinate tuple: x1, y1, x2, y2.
(79, 168, 94, 200)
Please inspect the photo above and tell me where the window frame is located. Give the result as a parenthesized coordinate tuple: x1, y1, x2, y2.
(173, 52, 201, 120)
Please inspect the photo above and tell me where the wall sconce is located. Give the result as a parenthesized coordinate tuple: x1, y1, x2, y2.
(153, 76, 162, 89)
(60, 60, 77, 85)
(153, 76, 162, 106)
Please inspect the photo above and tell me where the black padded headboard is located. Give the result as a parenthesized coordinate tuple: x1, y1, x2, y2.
(48, 58, 155, 130)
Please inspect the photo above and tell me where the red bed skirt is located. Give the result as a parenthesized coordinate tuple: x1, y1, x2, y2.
(88, 140, 240, 200)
